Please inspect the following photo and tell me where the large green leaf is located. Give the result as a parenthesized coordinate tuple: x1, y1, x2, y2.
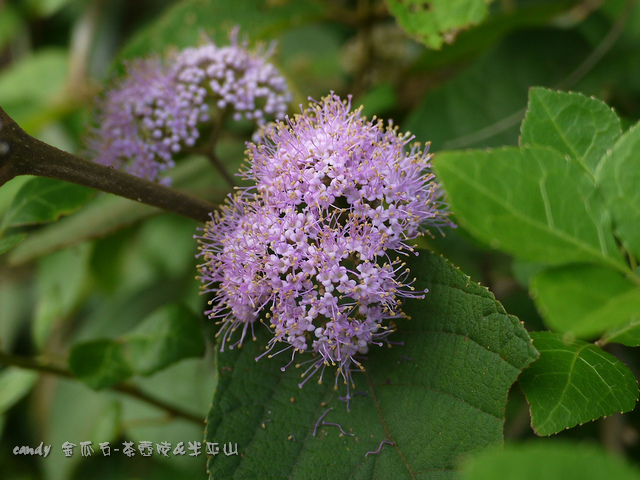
(520, 88, 621, 174)
(596, 122, 640, 260)
(0, 177, 94, 232)
(434, 146, 625, 271)
(205, 250, 537, 479)
(69, 303, 205, 389)
(460, 442, 640, 480)
(530, 264, 640, 338)
(519, 332, 638, 436)
(386, 0, 496, 50)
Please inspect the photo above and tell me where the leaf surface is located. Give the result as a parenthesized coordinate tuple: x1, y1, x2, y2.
(530, 265, 640, 338)
(596, 122, 640, 260)
(386, 0, 496, 49)
(519, 332, 638, 436)
(0, 367, 38, 412)
(521, 87, 621, 173)
(601, 317, 640, 347)
(205, 251, 537, 479)
(461, 442, 640, 480)
(69, 304, 205, 389)
(0, 232, 25, 254)
(0, 178, 94, 232)
(434, 146, 625, 270)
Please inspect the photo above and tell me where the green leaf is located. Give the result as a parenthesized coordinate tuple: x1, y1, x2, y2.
(0, 48, 69, 129)
(0, 177, 94, 232)
(434, 146, 625, 271)
(0, 367, 39, 412)
(0, 232, 26, 255)
(530, 264, 640, 338)
(205, 250, 537, 479)
(69, 303, 205, 389)
(596, 122, 640, 260)
(33, 243, 93, 348)
(519, 332, 638, 436)
(601, 317, 640, 347)
(460, 441, 640, 480)
(122, 303, 205, 376)
(520, 88, 621, 174)
(385, 0, 496, 50)
(69, 339, 133, 390)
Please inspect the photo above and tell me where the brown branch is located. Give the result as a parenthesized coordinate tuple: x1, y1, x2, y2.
(0, 350, 204, 426)
(0, 106, 217, 223)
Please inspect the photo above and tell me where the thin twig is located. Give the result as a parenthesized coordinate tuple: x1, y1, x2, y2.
(556, 0, 635, 90)
(0, 350, 204, 426)
(196, 106, 238, 189)
(0, 106, 217, 223)
(206, 151, 238, 188)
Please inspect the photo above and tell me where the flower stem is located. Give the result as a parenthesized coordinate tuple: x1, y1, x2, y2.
(206, 151, 237, 188)
(0, 106, 217, 223)
(0, 350, 203, 426)
(197, 108, 238, 189)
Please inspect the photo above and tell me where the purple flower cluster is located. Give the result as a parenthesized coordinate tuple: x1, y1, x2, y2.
(197, 94, 453, 403)
(87, 58, 195, 184)
(172, 29, 291, 133)
(87, 31, 290, 183)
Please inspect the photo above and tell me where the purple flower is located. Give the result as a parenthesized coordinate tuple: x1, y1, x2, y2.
(171, 28, 291, 135)
(197, 93, 453, 405)
(87, 29, 291, 183)
(87, 58, 199, 184)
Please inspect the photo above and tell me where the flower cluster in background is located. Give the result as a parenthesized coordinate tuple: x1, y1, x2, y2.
(86, 29, 291, 184)
(172, 29, 290, 131)
(197, 93, 454, 404)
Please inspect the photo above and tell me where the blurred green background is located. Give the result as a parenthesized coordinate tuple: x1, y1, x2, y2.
(1, 0, 640, 478)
